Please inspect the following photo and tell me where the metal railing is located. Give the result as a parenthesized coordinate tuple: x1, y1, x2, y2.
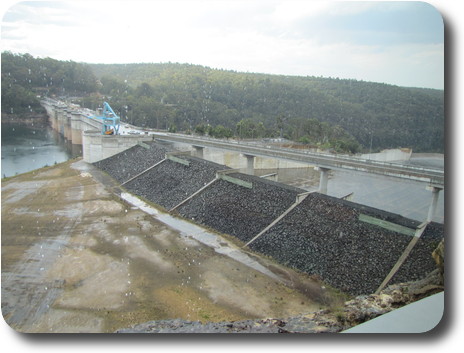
(153, 133, 444, 187)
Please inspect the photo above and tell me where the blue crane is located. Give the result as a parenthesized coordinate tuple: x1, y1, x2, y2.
(89, 102, 120, 135)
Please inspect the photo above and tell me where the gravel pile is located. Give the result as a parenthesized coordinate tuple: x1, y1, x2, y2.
(177, 173, 305, 243)
(123, 155, 228, 210)
(93, 141, 170, 183)
(249, 192, 443, 295)
(392, 221, 444, 284)
(94, 144, 443, 296)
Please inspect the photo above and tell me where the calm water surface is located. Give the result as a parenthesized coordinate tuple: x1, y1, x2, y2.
(1, 123, 82, 178)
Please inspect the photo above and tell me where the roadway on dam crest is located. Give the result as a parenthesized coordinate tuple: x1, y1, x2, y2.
(1, 158, 334, 333)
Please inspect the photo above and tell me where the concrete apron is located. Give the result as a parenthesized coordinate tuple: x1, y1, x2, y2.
(1, 159, 330, 333)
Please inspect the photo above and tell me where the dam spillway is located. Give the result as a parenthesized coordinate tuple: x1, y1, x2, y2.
(92, 142, 444, 296)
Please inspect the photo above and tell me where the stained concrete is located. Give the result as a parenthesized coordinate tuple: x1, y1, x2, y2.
(1, 159, 333, 333)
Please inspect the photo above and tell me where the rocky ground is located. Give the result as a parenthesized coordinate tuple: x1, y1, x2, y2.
(250, 192, 443, 295)
(177, 172, 304, 243)
(93, 141, 170, 183)
(94, 145, 444, 296)
(124, 155, 228, 210)
(116, 266, 444, 333)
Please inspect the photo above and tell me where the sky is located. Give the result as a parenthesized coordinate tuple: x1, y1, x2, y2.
(0, 0, 445, 89)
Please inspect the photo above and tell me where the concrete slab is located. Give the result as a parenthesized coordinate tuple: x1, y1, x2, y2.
(1, 159, 331, 333)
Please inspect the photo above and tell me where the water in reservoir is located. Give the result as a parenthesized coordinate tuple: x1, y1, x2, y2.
(1, 122, 82, 178)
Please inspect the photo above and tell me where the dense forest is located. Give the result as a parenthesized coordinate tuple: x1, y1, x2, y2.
(1, 52, 96, 115)
(1, 52, 444, 153)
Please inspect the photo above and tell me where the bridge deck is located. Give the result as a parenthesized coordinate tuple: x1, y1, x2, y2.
(152, 133, 444, 187)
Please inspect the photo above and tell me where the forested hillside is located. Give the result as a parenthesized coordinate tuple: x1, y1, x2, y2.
(1, 52, 96, 116)
(88, 62, 444, 153)
(1, 52, 444, 153)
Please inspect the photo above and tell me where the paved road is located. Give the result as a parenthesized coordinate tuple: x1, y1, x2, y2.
(152, 133, 444, 187)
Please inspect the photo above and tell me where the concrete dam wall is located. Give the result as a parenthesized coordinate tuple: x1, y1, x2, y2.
(93, 142, 444, 296)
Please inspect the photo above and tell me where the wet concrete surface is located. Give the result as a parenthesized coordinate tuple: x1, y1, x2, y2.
(1, 159, 332, 333)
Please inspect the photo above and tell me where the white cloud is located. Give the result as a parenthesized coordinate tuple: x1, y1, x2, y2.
(1, 0, 444, 89)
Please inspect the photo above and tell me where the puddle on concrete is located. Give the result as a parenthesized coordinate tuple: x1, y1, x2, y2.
(120, 192, 282, 282)
(2, 180, 50, 204)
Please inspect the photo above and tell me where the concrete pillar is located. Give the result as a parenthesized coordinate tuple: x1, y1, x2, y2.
(71, 113, 82, 144)
(426, 186, 442, 222)
(57, 108, 65, 136)
(64, 111, 73, 140)
(244, 154, 255, 175)
(192, 145, 204, 158)
(316, 166, 330, 194)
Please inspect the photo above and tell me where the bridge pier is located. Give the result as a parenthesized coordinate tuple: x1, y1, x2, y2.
(64, 110, 73, 141)
(71, 112, 83, 144)
(316, 166, 330, 194)
(426, 186, 443, 222)
(192, 145, 204, 159)
(243, 154, 255, 175)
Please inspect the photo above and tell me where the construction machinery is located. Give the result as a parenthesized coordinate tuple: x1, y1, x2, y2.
(89, 102, 120, 135)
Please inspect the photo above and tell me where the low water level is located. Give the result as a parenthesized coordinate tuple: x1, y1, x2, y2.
(1, 123, 82, 178)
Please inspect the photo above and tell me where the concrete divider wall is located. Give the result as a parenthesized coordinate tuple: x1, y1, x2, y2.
(361, 148, 412, 162)
(248, 192, 443, 295)
(177, 173, 305, 243)
(166, 142, 314, 174)
(83, 131, 155, 163)
(92, 141, 171, 183)
(123, 155, 229, 211)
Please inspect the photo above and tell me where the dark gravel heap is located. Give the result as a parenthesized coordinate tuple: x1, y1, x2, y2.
(123, 155, 228, 210)
(177, 173, 304, 243)
(93, 143, 443, 296)
(249, 192, 443, 295)
(392, 221, 444, 284)
(93, 141, 170, 183)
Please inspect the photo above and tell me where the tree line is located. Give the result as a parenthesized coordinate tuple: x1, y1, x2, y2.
(1, 52, 96, 116)
(1, 52, 444, 153)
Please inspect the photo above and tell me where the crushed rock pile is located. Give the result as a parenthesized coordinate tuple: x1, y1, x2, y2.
(249, 192, 443, 295)
(93, 141, 170, 183)
(177, 172, 304, 243)
(93, 144, 444, 296)
(124, 155, 228, 210)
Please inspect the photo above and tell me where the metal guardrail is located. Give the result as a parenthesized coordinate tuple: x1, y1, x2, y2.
(41, 99, 444, 187)
(153, 133, 444, 187)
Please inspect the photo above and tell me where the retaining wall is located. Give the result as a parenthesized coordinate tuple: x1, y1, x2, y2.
(361, 148, 412, 162)
(83, 130, 154, 163)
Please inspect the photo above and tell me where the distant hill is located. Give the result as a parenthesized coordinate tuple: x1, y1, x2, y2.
(1, 52, 97, 117)
(89, 62, 444, 153)
(1, 52, 444, 153)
